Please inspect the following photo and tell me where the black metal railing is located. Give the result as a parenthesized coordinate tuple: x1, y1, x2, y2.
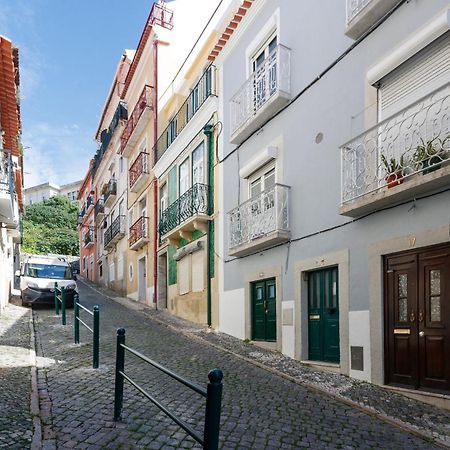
(154, 66, 215, 164)
(86, 195, 94, 209)
(83, 230, 94, 247)
(129, 216, 149, 248)
(103, 178, 117, 203)
(94, 198, 105, 219)
(114, 328, 223, 449)
(74, 293, 100, 369)
(159, 183, 210, 236)
(104, 215, 126, 248)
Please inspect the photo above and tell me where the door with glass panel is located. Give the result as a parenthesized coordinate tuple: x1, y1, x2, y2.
(252, 278, 276, 342)
(385, 245, 450, 392)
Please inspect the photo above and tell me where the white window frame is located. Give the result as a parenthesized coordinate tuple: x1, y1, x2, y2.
(179, 157, 190, 196)
(192, 142, 204, 186)
(248, 161, 276, 199)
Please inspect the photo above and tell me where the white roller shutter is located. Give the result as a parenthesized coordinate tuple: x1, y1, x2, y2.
(378, 31, 450, 119)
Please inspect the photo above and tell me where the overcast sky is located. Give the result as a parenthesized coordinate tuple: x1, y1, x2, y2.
(0, 0, 155, 188)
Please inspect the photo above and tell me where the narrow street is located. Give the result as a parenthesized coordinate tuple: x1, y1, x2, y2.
(17, 279, 444, 449)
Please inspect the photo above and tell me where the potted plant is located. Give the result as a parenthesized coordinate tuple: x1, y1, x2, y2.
(381, 154, 407, 188)
(413, 137, 448, 175)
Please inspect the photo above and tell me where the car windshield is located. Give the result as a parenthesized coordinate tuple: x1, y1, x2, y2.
(24, 263, 72, 280)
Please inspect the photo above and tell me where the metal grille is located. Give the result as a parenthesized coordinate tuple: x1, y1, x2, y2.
(104, 215, 126, 248)
(129, 152, 149, 189)
(129, 216, 149, 247)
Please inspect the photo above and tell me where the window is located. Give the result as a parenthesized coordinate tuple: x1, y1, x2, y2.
(179, 158, 190, 196)
(82, 256, 86, 272)
(168, 118, 178, 145)
(249, 163, 276, 198)
(119, 157, 124, 173)
(99, 262, 103, 278)
(160, 183, 168, 216)
(192, 143, 204, 185)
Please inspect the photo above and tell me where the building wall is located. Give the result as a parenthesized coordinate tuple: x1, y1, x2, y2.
(217, 0, 450, 384)
(25, 184, 60, 205)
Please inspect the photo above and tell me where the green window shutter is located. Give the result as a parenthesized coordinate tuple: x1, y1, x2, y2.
(168, 245, 177, 285)
(168, 166, 177, 204)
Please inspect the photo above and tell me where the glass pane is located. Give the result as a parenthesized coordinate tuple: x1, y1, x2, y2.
(398, 274, 408, 298)
(268, 284, 275, 298)
(264, 168, 275, 189)
(430, 296, 441, 322)
(268, 36, 277, 54)
(430, 270, 441, 296)
(192, 143, 204, 185)
(179, 159, 189, 195)
(398, 298, 408, 322)
(250, 178, 261, 198)
(324, 271, 330, 308)
(256, 287, 263, 301)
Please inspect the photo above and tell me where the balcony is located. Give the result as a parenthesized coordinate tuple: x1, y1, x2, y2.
(129, 152, 150, 193)
(103, 178, 117, 208)
(84, 230, 94, 247)
(227, 184, 290, 257)
(94, 198, 105, 223)
(104, 215, 126, 249)
(345, 0, 402, 39)
(86, 194, 94, 209)
(129, 216, 150, 250)
(230, 45, 291, 145)
(341, 84, 450, 217)
(0, 151, 19, 227)
(159, 183, 211, 245)
(120, 85, 153, 158)
(154, 66, 215, 165)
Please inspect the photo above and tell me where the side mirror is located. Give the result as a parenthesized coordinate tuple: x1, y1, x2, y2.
(15, 270, 20, 277)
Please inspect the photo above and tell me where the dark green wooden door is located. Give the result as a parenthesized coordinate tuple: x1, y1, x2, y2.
(308, 267, 340, 363)
(252, 279, 276, 342)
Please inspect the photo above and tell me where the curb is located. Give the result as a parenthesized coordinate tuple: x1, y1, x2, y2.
(29, 309, 42, 450)
(78, 278, 450, 449)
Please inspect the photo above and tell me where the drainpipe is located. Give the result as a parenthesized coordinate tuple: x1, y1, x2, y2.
(152, 38, 159, 309)
(203, 123, 214, 327)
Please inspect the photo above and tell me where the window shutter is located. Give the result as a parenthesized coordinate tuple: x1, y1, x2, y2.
(378, 31, 450, 119)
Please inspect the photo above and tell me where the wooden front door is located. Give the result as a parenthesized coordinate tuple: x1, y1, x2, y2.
(252, 279, 276, 342)
(308, 267, 340, 363)
(385, 245, 450, 392)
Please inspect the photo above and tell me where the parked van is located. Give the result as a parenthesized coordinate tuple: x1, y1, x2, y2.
(17, 255, 77, 307)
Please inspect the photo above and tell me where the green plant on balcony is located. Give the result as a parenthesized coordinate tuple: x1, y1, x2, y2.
(381, 153, 407, 188)
(412, 137, 449, 175)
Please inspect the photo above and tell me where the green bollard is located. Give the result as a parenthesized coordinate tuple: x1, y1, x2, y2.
(74, 293, 80, 344)
(61, 286, 66, 326)
(114, 328, 126, 421)
(203, 368, 223, 450)
(93, 305, 99, 369)
(54, 283, 60, 316)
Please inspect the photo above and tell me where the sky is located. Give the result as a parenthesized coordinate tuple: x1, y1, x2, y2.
(0, 0, 156, 188)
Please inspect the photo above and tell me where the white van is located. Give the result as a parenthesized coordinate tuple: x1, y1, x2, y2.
(17, 255, 77, 307)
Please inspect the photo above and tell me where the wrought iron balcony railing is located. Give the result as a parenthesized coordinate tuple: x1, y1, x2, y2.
(0, 150, 14, 195)
(230, 45, 291, 141)
(104, 215, 126, 248)
(84, 230, 94, 247)
(120, 85, 152, 155)
(341, 84, 450, 205)
(154, 66, 215, 165)
(346, 0, 372, 24)
(129, 216, 149, 248)
(103, 178, 117, 205)
(129, 152, 149, 190)
(159, 183, 210, 237)
(94, 198, 105, 219)
(228, 184, 290, 251)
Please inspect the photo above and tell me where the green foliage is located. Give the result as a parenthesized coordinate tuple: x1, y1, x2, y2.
(22, 195, 79, 256)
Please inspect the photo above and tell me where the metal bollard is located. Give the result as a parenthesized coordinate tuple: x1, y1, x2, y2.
(203, 368, 223, 450)
(54, 283, 59, 316)
(74, 293, 80, 344)
(114, 328, 126, 421)
(61, 286, 66, 326)
(93, 305, 100, 369)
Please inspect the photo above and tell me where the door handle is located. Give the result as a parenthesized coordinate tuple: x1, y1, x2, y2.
(419, 331, 425, 337)
(409, 311, 415, 323)
(418, 311, 424, 323)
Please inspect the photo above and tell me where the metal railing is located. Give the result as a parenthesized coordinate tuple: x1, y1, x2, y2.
(54, 283, 67, 325)
(102, 178, 117, 203)
(86, 195, 94, 209)
(114, 328, 223, 449)
(341, 84, 450, 204)
(120, 85, 152, 154)
(230, 45, 291, 138)
(94, 198, 104, 219)
(74, 293, 100, 369)
(346, 0, 372, 24)
(159, 183, 210, 237)
(104, 215, 126, 248)
(0, 150, 14, 195)
(228, 184, 290, 250)
(129, 216, 149, 248)
(83, 229, 94, 247)
(154, 66, 215, 165)
(129, 152, 149, 189)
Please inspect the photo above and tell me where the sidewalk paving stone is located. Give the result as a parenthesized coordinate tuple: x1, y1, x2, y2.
(31, 279, 449, 449)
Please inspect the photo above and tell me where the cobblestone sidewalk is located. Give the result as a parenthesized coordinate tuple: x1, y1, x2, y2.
(0, 301, 34, 449)
(83, 277, 450, 448)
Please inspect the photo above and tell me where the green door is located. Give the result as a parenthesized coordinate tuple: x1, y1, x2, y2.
(308, 267, 340, 363)
(252, 279, 276, 342)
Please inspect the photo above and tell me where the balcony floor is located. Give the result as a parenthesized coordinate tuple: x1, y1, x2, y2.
(162, 214, 211, 246)
(130, 236, 150, 251)
(229, 229, 290, 257)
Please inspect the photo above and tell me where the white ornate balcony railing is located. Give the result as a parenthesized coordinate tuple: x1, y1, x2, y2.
(228, 184, 290, 250)
(341, 84, 450, 204)
(230, 45, 291, 138)
(346, 0, 372, 25)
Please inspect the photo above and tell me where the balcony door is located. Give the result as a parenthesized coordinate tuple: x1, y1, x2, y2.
(385, 245, 450, 392)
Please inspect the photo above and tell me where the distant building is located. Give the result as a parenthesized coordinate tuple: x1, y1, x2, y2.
(24, 180, 82, 205)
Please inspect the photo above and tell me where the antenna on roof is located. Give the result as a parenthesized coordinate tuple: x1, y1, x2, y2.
(149, 0, 174, 30)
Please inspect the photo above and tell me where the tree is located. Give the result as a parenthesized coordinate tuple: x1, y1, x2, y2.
(22, 195, 79, 256)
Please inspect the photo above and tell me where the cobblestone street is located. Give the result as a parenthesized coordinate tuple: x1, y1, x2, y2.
(26, 279, 448, 449)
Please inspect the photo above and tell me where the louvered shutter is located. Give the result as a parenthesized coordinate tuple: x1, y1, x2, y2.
(378, 31, 450, 119)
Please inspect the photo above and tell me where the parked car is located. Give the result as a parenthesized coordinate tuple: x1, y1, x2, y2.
(17, 255, 77, 307)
